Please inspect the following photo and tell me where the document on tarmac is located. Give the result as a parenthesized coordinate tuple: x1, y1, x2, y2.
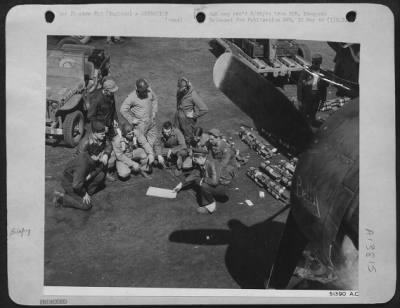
(146, 187, 177, 199)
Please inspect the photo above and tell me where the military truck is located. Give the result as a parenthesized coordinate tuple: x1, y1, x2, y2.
(46, 44, 110, 147)
(215, 38, 311, 82)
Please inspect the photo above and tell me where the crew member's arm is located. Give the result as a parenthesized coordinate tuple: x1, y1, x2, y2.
(120, 94, 137, 125)
(192, 90, 208, 119)
(150, 90, 158, 121)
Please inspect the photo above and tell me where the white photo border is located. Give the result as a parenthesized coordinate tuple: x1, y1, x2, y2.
(6, 3, 396, 305)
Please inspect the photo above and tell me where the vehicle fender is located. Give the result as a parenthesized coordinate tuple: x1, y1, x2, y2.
(59, 94, 83, 111)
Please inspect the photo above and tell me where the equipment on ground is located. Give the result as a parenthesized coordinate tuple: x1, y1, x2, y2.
(247, 167, 290, 204)
(239, 127, 278, 159)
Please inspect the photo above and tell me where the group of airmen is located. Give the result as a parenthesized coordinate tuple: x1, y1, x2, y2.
(53, 52, 330, 214)
(53, 77, 239, 214)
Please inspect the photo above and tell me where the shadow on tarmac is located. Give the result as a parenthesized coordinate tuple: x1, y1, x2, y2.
(169, 205, 290, 289)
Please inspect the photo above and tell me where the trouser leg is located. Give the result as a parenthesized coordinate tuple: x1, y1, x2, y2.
(116, 160, 135, 178)
(191, 180, 215, 206)
(131, 148, 147, 167)
(207, 185, 228, 200)
(61, 176, 92, 210)
(174, 111, 195, 143)
(145, 123, 158, 148)
(176, 149, 188, 169)
(86, 171, 106, 195)
(191, 181, 227, 207)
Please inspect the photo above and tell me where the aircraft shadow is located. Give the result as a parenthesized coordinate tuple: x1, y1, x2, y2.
(169, 213, 287, 289)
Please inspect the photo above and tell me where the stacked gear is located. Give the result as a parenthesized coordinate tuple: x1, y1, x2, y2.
(260, 161, 293, 188)
(247, 167, 290, 204)
(259, 158, 298, 190)
(239, 125, 299, 204)
(239, 126, 278, 159)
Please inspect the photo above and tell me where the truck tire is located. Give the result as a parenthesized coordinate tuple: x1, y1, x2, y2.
(63, 111, 84, 147)
(297, 43, 311, 62)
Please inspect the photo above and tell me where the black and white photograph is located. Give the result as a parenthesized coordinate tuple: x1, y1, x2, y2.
(44, 35, 360, 290)
(6, 3, 396, 305)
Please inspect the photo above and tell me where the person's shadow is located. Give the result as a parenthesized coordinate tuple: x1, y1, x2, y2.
(168, 206, 289, 289)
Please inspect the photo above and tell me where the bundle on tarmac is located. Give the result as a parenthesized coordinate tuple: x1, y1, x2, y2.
(247, 167, 290, 204)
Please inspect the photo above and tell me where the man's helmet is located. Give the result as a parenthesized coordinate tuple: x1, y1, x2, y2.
(136, 78, 149, 93)
(103, 79, 119, 93)
(177, 77, 191, 90)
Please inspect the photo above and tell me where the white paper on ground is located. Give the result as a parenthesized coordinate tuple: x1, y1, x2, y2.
(146, 187, 177, 199)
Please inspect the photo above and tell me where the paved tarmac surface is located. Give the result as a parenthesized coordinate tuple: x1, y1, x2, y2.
(45, 37, 336, 288)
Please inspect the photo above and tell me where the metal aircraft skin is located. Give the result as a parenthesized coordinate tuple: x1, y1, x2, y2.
(213, 52, 359, 289)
